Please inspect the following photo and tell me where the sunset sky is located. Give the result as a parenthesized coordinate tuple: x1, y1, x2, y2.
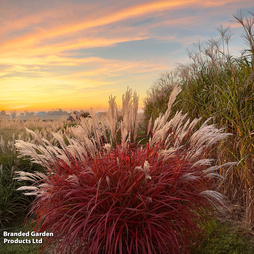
(0, 0, 253, 113)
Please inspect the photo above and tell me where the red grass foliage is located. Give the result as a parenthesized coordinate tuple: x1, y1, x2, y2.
(29, 143, 219, 254)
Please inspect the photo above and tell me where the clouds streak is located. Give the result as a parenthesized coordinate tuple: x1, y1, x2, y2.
(0, 0, 253, 111)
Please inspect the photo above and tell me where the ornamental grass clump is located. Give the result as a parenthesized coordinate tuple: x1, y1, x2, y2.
(15, 87, 234, 254)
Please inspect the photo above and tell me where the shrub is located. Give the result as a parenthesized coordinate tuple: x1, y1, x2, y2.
(15, 87, 233, 254)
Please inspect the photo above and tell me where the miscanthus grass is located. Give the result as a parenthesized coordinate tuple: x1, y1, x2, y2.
(174, 11, 254, 227)
(15, 87, 234, 254)
(144, 11, 254, 227)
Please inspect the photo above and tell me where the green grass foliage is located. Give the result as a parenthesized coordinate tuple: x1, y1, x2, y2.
(192, 220, 254, 254)
(144, 11, 254, 225)
(0, 152, 44, 229)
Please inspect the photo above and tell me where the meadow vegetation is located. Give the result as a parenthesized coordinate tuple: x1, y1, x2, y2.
(1, 10, 254, 254)
(144, 10, 254, 227)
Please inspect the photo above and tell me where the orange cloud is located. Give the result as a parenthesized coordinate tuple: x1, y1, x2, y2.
(0, 35, 150, 61)
(0, 0, 238, 52)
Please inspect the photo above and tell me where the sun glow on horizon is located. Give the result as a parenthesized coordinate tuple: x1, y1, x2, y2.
(0, 0, 253, 113)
